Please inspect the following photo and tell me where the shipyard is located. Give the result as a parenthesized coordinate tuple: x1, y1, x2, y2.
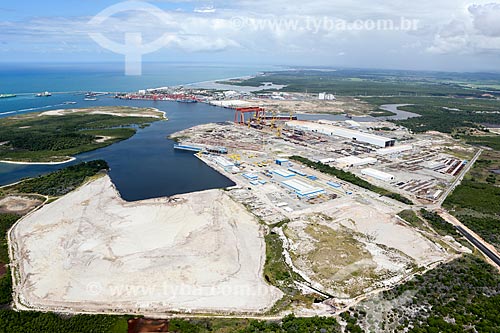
(6, 80, 500, 324)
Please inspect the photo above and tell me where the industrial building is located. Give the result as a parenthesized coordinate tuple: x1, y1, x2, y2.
(272, 169, 296, 178)
(361, 168, 395, 182)
(336, 156, 378, 167)
(275, 158, 290, 166)
(281, 179, 326, 199)
(376, 145, 413, 156)
(286, 120, 396, 148)
(318, 92, 336, 100)
(242, 173, 259, 181)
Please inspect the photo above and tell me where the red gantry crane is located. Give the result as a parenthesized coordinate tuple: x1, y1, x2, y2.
(234, 107, 265, 125)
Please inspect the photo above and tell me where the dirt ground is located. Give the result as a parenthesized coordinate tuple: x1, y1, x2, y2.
(127, 318, 169, 333)
(246, 97, 374, 116)
(0, 196, 43, 215)
(10, 176, 282, 315)
(282, 196, 453, 299)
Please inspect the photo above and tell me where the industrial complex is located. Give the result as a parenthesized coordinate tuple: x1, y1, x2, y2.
(7, 100, 487, 319)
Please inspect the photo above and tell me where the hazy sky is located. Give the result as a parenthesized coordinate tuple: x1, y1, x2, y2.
(1, 0, 500, 71)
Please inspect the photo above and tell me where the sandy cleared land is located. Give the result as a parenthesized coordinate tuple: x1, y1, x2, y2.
(282, 196, 451, 299)
(0, 157, 76, 165)
(10, 176, 282, 314)
(39, 106, 166, 119)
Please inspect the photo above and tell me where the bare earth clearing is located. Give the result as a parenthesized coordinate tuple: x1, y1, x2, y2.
(10, 176, 281, 315)
(283, 196, 451, 300)
(0, 196, 43, 215)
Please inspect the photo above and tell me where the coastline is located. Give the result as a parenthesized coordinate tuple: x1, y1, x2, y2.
(0, 156, 76, 166)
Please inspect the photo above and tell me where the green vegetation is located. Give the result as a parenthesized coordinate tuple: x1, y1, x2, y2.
(349, 254, 500, 332)
(442, 140, 500, 251)
(463, 134, 500, 151)
(363, 97, 500, 133)
(263, 232, 319, 312)
(290, 156, 413, 205)
(227, 69, 499, 96)
(419, 209, 459, 237)
(397, 210, 428, 231)
(457, 215, 500, 252)
(264, 233, 293, 286)
(240, 314, 339, 333)
(444, 180, 500, 215)
(0, 110, 157, 162)
(167, 314, 339, 333)
(0, 311, 128, 333)
(10, 160, 109, 197)
(0, 214, 20, 304)
(443, 171, 500, 251)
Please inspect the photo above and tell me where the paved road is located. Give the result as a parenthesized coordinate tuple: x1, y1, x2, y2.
(437, 210, 500, 269)
(430, 149, 500, 270)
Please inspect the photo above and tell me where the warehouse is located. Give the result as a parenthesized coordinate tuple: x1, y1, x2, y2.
(281, 179, 326, 199)
(286, 120, 396, 148)
(361, 168, 395, 182)
(213, 156, 234, 170)
(272, 169, 296, 178)
(336, 156, 378, 167)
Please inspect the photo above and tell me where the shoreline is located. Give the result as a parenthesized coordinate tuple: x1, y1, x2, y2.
(0, 156, 76, 166)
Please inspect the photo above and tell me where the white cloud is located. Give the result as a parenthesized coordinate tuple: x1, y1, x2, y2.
(427, 2, 500, 54)
(469, 2, 500, 36)
(1, 0, 500, 70)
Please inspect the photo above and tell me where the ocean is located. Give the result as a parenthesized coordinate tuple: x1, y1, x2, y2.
(0, 63, 275, 200)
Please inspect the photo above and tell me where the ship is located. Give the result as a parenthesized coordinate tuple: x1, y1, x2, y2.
(36, 91, 52, 97)
(84, 98, 97, 101)
(63, 101, 77, 105)
(0, 94, 16, 99)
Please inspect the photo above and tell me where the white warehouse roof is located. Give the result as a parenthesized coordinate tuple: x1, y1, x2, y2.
(282, 179, 326, 198)
(361, 168, 395, 182)
(213, 156, 234, 168)
(376, 145, 413, 156)
(286, 120, 396, 148)
(336, 156, 377, 167)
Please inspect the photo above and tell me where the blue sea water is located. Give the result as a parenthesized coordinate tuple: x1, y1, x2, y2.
(0, 63, 275, 200)
(0, 62, 272, 94)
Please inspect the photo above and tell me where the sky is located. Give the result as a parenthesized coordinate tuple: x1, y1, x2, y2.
(1, 0, 500, 72)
